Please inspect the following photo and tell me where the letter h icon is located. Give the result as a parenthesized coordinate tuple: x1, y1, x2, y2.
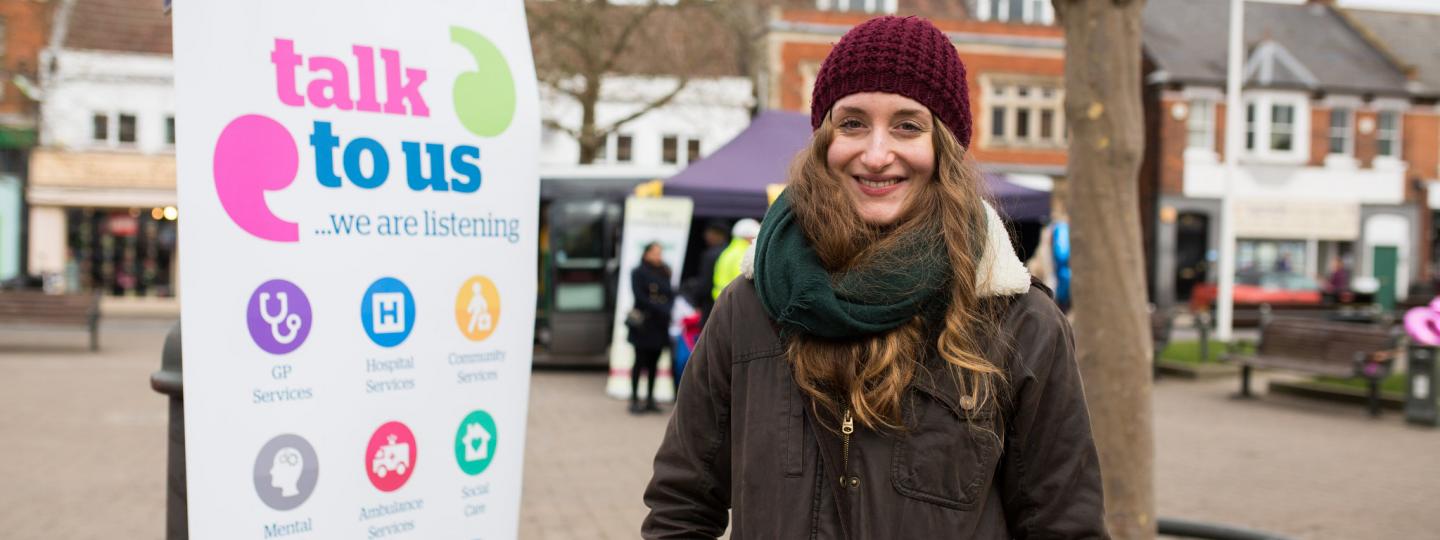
(372, 292, 406, 334)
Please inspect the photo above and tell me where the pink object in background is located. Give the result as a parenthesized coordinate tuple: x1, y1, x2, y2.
(1403, 297, 1440, 346)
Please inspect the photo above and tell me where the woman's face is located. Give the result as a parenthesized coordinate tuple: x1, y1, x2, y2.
(826, 92, 936, 226)
(643, 244, 663, 266)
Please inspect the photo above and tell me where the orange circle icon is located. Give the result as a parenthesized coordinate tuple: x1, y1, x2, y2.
(454, 276, 501, 342)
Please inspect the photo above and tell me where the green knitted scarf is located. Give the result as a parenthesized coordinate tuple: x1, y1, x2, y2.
(753, 192, 951, 339)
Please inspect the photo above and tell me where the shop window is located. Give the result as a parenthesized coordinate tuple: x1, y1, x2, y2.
(64, 207, 179, 297)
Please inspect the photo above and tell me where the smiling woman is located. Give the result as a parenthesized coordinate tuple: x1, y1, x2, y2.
(642, 15, 1107, 540)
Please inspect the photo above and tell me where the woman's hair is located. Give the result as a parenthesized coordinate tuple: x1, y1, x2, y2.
(785, 114, 1008, 431)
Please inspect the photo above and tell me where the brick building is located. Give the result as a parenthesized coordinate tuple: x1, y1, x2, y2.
(0, 0, 54, 281)
(766, 0, 1067, 198)
(1141, 0, 1439, 310)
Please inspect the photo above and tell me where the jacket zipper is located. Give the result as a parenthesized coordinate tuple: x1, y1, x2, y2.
(839, 407, 855, 487)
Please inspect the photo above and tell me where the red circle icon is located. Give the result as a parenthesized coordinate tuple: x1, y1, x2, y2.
(365, 421, 417, 492)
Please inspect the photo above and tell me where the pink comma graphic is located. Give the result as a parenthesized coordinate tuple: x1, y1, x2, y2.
(1403, 297, 1440, 347)
(214, 114, 300, 242)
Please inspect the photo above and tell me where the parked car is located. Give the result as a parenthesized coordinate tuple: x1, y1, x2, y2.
(1189, 271, 1323, 312)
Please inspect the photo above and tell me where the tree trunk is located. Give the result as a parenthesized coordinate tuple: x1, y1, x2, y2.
(1053, 0, 1154, 538)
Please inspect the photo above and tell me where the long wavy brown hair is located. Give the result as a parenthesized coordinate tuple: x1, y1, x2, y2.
(785, 114, 1009, 432)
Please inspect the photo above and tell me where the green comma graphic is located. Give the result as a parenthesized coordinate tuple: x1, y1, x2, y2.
(451, 26, 516, 137)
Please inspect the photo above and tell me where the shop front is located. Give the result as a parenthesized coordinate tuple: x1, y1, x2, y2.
(26, 148, 178, 299)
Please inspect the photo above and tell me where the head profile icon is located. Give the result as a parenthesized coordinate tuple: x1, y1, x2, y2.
(270, 446, 304, 497)
(253, 434, 319, 510)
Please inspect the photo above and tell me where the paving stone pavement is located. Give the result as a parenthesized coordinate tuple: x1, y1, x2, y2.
(2, 320, 1438, 539)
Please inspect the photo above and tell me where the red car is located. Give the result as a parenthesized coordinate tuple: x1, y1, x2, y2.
(1189, 272, 1323, 311)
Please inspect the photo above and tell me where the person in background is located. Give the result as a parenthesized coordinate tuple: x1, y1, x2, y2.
(644, 15, 1105, 538)
(691, 221, 730, 327)
(712, 218, 760, 302)
(1324, 255, 1351, 304)
(629, 241, 674, 414)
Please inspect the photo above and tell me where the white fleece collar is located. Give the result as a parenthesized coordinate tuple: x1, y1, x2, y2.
(741, 201, 1031, 298)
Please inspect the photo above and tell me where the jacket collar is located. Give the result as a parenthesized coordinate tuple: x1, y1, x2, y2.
(741, 201, 1031, 298)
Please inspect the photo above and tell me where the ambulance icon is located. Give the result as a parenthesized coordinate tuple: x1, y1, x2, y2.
(371, 435, 411, 478)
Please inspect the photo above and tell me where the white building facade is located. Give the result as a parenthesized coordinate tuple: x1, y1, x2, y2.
(28, 45, 179, 301)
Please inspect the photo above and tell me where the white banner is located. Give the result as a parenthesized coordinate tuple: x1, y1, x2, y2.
(606, 196, 694, 401)
(173, 1, 538, 537)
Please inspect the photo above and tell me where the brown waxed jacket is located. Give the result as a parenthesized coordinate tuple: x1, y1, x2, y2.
(642, 277, 1108, 539)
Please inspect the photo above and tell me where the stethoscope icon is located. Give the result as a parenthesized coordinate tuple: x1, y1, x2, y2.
(259, 291, 303, 345)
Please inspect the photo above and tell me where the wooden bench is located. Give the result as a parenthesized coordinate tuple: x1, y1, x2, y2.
(1227, 317, 1398, 416)
(0, 291, 101, 350)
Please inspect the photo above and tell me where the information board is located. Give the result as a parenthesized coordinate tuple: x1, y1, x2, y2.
(173, 2, 539, 537)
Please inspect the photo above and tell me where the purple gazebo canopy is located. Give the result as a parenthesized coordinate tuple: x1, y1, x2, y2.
(665, 110, 1050, 221)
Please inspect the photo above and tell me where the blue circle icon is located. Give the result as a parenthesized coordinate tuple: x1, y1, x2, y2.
(361, 277, 416, 347)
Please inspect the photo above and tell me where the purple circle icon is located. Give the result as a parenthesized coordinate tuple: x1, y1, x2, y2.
(247, 279, 312, 355)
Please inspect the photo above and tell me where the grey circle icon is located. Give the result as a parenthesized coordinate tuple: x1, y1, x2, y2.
(253, 434, 319, 511)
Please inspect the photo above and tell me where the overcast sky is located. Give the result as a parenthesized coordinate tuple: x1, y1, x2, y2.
(1259, 0, 1440, 14)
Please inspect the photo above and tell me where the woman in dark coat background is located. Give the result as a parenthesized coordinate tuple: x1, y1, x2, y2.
(629, 241, 674, 414)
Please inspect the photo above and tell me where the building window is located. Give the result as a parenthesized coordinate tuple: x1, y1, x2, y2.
(165, 116, 176, 146)
(1328, 108, 1350, 155)
(1241, 94, 1308, 161)
(662, 135, 678, 165)
(815, 0, 896, 14)
(1377, 111, 1399, 158)
(1269, 104, 1293, 152)
(614, 134, 633, 163)
(687, 139, 701, 163)
(976, 0, 1055, 24)
(1244, 103, 1255, 151)
(92, 113, 108, 142)
(118, 114, 137, 144)
(1187, 100, 1215, 150)
(983, 80, 1064, 148)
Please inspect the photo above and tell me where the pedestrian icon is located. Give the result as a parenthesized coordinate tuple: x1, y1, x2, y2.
(454, 276, 501, 342)
(253, 434, 319, 510)
(247, 280, 312, 355)
(361, 278, 415, 347)
(454, 409, 498, 476)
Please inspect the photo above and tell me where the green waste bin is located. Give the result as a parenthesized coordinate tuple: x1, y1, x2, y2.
(1406, 345, 1439, 427)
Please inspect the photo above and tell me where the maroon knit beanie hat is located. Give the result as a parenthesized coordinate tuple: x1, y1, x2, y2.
(810, 16, 972, 148)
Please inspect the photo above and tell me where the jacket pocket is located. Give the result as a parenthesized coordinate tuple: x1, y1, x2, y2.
(890, 389, 1000, 510)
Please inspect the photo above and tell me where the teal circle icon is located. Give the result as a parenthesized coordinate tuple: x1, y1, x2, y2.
(454, 409, 498, 476)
